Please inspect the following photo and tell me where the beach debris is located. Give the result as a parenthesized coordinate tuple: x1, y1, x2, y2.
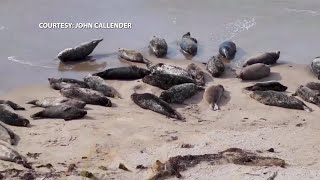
(79, 170, 94, 178)
(98, 166, 108, 171)
(67, 164, 77, 172)
(267, 148, 275, 153)
(181, 144, 194, 148)
(136, 165, 148, 170)
(119, 163, 131, 172)
(26, 152, 41, 159)
(36, 163, 53, 169)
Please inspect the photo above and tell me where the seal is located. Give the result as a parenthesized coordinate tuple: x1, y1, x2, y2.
(203, 85, 225, 111)
(142, 72, 195, 90)
(0, 100, 25, 110)
(31, 105, 87, 121)
(92, 66, 151, 80)
(243, 51, 280, 67)
(57, 38, 103, 62)
(159, 83, 204, 104)
(0, 141, 32, 169)
(206, 55, 225, 77)
(250, 90, 313, 112)
(0, 123, 16, 145)
(131, 93, 185, 121)
(219, 41, 237, 60)
(48, 78, 88, 90)
(118, 48, 150, 64)
(186, 63, 205, 86)
(147, 63, 192, 78)
(292, 85, 320, 107)
(0, 105, 30, 127)
(27, 97, 86, 109)
(60, 87, 112, 107)
(311, 57, 320, 79)
(84, 74, 122, 98)
(306, 82, 320, 95)
(179, 32, 197, 56)
(149, 36, 168, 58)
(237, 63, 270, 80)
(244, 81, 287, 92)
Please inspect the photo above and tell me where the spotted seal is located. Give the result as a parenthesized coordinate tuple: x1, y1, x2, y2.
(244, 81, 287, 92)
(219, 41, 237, 60)
(292, 85, 320, 107)
(84, 74, 122, 98)
(243, 51, 280, 67)
(48, 78, 88, 90)
(206, 55, 225, 77)
(186, 63, 205, 86)
(147, 63, 191, 78)
(149, 36, 168, 58)
(311, 57, 320, 79)
(203, 85, 225, 111)
(0, 105, 30, 127)
(237, 63, 270, 80)
(27, 97, 86, 109)
(306, 82, 320, 95)
(0, 100, 25, 110)
(92, 66, 151, 80)
(31, 105, 87, 121)
(179, 32, 197, 56)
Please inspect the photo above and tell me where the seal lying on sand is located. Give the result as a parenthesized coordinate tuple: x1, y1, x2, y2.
(203, 85, 225, 111)
(131, 93, 185, 121)
(149, 36, 168, 58)
(0, 123, 16, 145)
(237, 63, 270, 80)
(250, 90, 312, 112)
(244, 81, 287, 92)
(93, 66, 151, 80)
(118, 48, 150, 64)
(180, 32, 197, 56)
(31, 105, 87, 121)
(243, 51, 280, 67)
(57, 39, 103, 62)
(84, 74, 122, 98)
(0, 105, 30, 127)
(206, 56, 225, 77)
(0, 100, 25, 110)
(160, 83, 204, 104)
(27, 97, 86, 109)
(306, 82, 320, 95)
(219, 41, 237, 60)
(143, 72, 195, 90)
(60, 87, 112, 107)
(0, 141, 31, 169)
(186, 63, 205, 86)
(147, 63, 191, 78)
(48, 78, 88, 90)
(292, 85, 320, 107)
(311, 57, 320, 79)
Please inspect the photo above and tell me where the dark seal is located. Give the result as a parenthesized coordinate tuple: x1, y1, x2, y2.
(92, 66, 151, 80)
(0, 100, 25, 110)
(311, 57, 320, 79)
(206, 56, 225, 77)
(243, 51, 280, 67)
(159, 83, 203, 104)
(219, 41, 237, 60)
(179, 32, 197, 56)
(244, 81, 287, 92)
(0, 105, 30, 127)
(149, 36, 168, 58)
(237, 63, 270, 80)
(186, 63, 205, 86)
(48, 78, 88, 90)
(31, 105, 87, 121)
(292, 85, 320, 107)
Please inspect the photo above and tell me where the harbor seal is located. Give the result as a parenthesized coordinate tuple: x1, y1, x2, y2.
(131, 93, 185, 121)
(311, 57, 320, 79)
(84, 74, 122, 98)
(60, 87, 112, 107)
(92, 66, 151, 80)
(186, 63, 205, 86)
(244, 81, 287, 92)
(0, 141, 31, 169)
(0, 100, 25, 110)
(203, 85, 225, 111)
(179, 32, 197, 56)
(250, 90, 312, 112)
(306, 82, 320, 95)
(143, 72, 195, 90)
(147, 63, 191, 78)
(149, 36, 168, 58)
(31, 105, 87, 121)
(118, 48, 150, 64)
(0, 123, 15, 145)
(237, 63, 270, 80)
(48, 78, 88, 90)
(27, 97, 86, 109)
(243, 51, 280, 67)
(0, 105, 30, 127)
(206, 56, 225, 77)
(292, 85, 320, 107)
(159, 83, 204, 104)
(219, 41, 237, 60)
(57, 39, 103, 62)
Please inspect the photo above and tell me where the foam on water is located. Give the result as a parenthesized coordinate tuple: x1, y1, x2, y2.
(284, 8, 320, 16)
(223, 18, 256, 41)
(7, 56, 54, 69)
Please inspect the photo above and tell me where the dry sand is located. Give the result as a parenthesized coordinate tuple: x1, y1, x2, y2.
(1, 58, 320, 180)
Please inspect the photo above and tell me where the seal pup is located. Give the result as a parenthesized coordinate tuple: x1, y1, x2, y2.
(0, 141, 31, 169)
(206, 55, 225, 77)
(250, 90, 312, 112)
(0, 100, 25, 110)
(57, 39, 103, 62)
(159, 83, 204, 104)
(48, 78, 88, 90)
(27, 97, 86, 109)
(147, 63, 191, 78)
(311, 57, 320, 79)
(237, 63, 270, 80)
(84, 74, 122, 98)
(143, 72, 195, 90)
(186, 63, 205, 86)
(306, 82, 320, 95)
(219, 41, 237, 60)
(31, 105, 87, 121)
(118, 48, 150, 64)
(131, 93, 185, 121)
(243, 51, 280, 67)
(179, 32, 197, 56)
(0, 123, 16, 145)
(203, 85, 225, 111)
(149, 36, 168, 58)
(0, 105, 30, 127)
(60, 87, 112, 107)
(244, 81, 287, 92)
(292, 85, 320, 107)
(93, 66, 151, 80)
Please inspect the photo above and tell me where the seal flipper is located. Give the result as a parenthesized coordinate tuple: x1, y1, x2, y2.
(30, 111, 44, 119)
(303, 105, 313, 112)
(210, 103, 219, 111)
(5, 101, 25, 111)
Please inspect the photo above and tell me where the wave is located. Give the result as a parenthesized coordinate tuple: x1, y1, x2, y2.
(285, 8, 320, 16)
(7, 56, 55, 69)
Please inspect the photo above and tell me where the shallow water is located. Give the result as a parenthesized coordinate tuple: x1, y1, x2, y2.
(0, 0, 320, 92)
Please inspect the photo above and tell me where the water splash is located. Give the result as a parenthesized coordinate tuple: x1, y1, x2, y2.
(224, 18, 256, 41)
(8, 56, 54, 69)
(285, 8, 320, 16)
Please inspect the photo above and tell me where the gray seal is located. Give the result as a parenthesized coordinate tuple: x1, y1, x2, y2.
(250, 90, 312, 112)
(237, 63, 270, 80)
(57, 39, 103, 62)
(292, 85, 320, 107)
(84, 74, 122, 98)
(118, 48, 150, 64)
(147, 63, 191, 78)
(142, 72, 195, 90)
(131, 93, 185, 121)
(92, 66, 151, 80)
(159, 83, 204, 104)
(0, 123, 15, 145)
(48, 78, 88, 90)
(149, 36, 168, 58)
(186, 63, 205, 86)
(179, 32, 197, 56)
(0, 141, 31, 169)
(206, 55, 225, 77)
(0, 105, 30, 127)
(0, 100, 25, 110)
(244, 81, 287, 92)
(306, 82, 320, 95)
(31, 105, 87, 121)
(219, 41, 237, 60)
(203, 85, 225, 111)
(27, 97, 86, 109)
(311, 57, 320, 79)
(60, 87, 112, 107)
(243, 51, 280, 67)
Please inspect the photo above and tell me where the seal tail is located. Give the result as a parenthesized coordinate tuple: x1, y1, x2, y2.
(173, 111, 186, 122)
(303, 105, 313, 112)
(26, 100, 37, 105)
